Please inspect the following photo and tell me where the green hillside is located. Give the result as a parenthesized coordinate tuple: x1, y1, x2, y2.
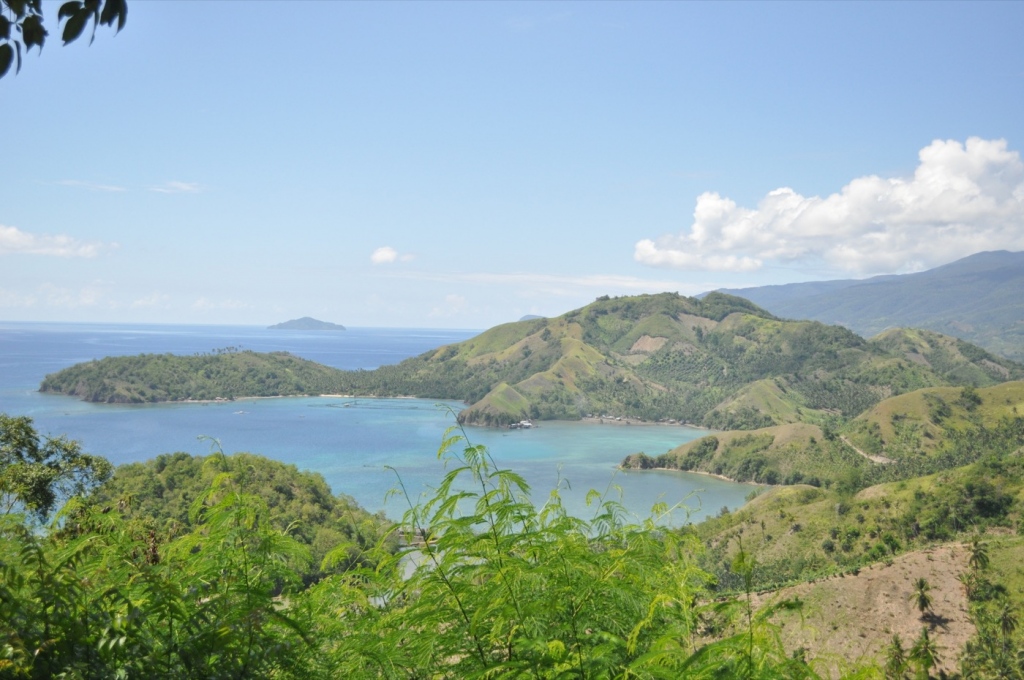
(39, 349, 349, 403)
(329, 291, 1022, 427)
(639, 381, 1024, 487)
(89, 451, 395, 583)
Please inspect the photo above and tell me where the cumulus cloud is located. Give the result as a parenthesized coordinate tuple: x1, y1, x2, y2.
(151, 181, 202, 194)
(635, 137, 1024, 275)
(370, 246, 414, 264)
(0, 224, 110, 258)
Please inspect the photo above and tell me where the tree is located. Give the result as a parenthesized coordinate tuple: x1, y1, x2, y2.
(884, 634, 907, 680)
(912, 577, 933, 618)
(0, 0, 126, 79)
(968, 536, 990, 572)
(909, 627, 939, 680)
(0, 413, 112, 520)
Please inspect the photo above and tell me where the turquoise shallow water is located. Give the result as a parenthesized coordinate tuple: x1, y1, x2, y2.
(0, 322, 758, 523)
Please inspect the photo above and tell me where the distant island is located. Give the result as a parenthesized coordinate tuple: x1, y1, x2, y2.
(519, 314, 545, 321)
(268, 317, 346, 331)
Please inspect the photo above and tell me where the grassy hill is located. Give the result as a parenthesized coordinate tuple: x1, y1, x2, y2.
(715, 250, 1024, 362)
(328, 291, 1022, 426)
(637, 380, 1024, 487)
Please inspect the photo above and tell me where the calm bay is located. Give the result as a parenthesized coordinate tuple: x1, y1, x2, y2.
(0, 322, 757, 523)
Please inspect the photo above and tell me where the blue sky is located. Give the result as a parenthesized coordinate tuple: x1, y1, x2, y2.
(1, 1, 1022, 328)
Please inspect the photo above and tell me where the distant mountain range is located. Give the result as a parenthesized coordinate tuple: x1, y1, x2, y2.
(268, 317, 346, 331)
(713, 250, 1024, 362)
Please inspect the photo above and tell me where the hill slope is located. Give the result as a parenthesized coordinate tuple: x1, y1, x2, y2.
(715, 250, 1024, 361)
(327, 291, 1021, 426)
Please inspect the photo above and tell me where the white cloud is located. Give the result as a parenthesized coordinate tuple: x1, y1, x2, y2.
(59, 179, 127, 192)
(0, 224, 110, 258)
(370, 246, 414, 265)
(371, 246, 398, 264)
(151, 181, 202, 194)
(635, 137, 1024, 275)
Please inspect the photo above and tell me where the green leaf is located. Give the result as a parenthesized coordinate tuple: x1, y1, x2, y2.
(99, 0, 127, 31)
(0, 44, 12, 79)
(21, 14, 46, 51)
(58, 1, 82, 20)
(7, 0, 28, 19)
(62, 10, 89, 44)
(0, 16, 10, 41)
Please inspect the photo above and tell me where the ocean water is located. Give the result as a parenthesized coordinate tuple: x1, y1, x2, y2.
(0, 322, 757, 523)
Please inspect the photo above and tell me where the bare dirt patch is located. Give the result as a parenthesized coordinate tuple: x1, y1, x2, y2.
(755, 544, 973, 677)
(629, 335, 668, 354)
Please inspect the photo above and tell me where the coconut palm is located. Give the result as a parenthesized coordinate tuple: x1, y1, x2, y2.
(884, 634, 908, 679)
(909, 627, 940, 680)
(968, 536, 990, 572)
(912, 577, 933, 618)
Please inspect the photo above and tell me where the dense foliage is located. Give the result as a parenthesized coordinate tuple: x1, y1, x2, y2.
(89, 449, 395, 583)
(40, 349, 350, 403)
(1, 417, 886, 679)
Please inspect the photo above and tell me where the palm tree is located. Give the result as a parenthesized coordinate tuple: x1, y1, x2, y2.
(909, 627, 940, 680)
(912, 577, 933, 618)
(884, 634, 907, 679)
(968, 537, 990, 572)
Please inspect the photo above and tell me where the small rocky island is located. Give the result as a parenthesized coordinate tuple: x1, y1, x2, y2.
(268, 317, 346, 331)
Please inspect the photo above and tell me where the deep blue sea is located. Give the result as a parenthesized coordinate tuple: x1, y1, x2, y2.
(0, 322, 757, 523)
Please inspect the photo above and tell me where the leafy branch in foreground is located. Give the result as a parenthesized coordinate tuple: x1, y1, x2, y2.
(1, 0, 126, 79)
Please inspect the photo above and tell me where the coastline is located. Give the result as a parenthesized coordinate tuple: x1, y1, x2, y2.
(579, 415, 710, 430)
(620, 464, 765, 487)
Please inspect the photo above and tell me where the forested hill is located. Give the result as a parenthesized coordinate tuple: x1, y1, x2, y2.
(39, 292, 1024, 427)
(40, 350, 349, 403)
(324, 292, 1023, 427)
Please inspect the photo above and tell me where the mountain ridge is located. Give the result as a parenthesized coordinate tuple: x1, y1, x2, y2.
(713, 250, 1024, 361)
